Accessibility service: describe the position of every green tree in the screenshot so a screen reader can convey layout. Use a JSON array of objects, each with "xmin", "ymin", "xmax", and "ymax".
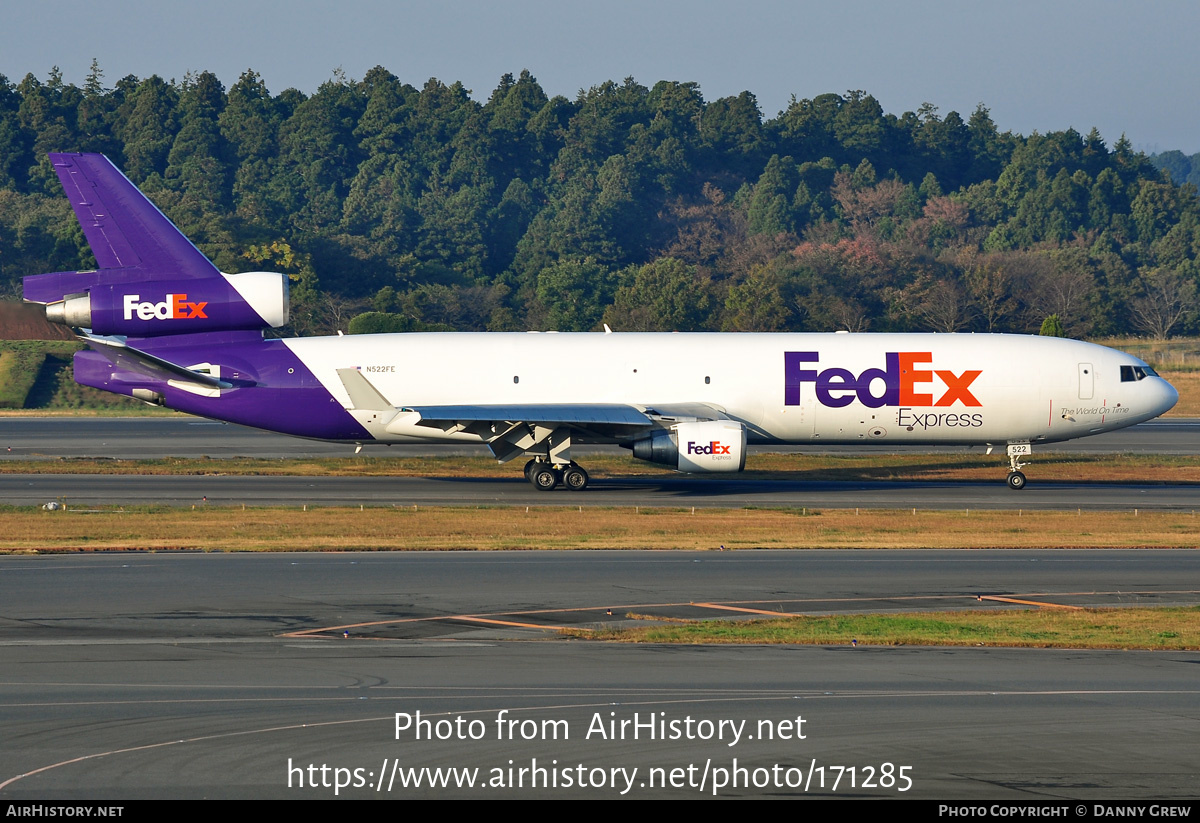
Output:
[
  {"xmin": 115, "ymin": 75, "xmax": 178, "ymax": 184},
  {"xmin": 603, "ymin": 257, "xmax": 713, "ymax": 331},
  {"xmin": 165, "ymin": 71, "xmax": 230, "ymax": 211},
  {"xmin": 1039, "ymin": 313, "xmax": 1066, "ymax": 337},
  {"xmin": 0, "ymin": 74, "xmax": 27, "ymax": 189},
  {"xmin": 76, "ymin": 60, "xmax": 120, "ymax": 157},
  {"xmin": 747, "ymin": 155, "xmax": 797, "ymax": 235},
  {"xmin": 722, "ymin": 264, "xmax": 793, "ymax": 331},
  {"xmin": 219, "ymin": 70, "xmax": 283, "ymax": 224},
  {"xmin": 484, "ymin": 69, "xmax": 550, "ymax": 184},
  {"xmin": 274, "ymin": 74, "xmax": 365, "ymax": 232},
  {"xmin": 698, "ymin": 91, "xmax": 764, "ymax": 176},
  {"xmin": 965, "ymin": 103, "xmax": 1010, "ymax": 184},
  {"xmin": 533, "ymin": 256, "xmax": 615, "ymax": 331},
  {"xmin": 833, "ymin": 90, "xmax": 887, "ymax": 162}
]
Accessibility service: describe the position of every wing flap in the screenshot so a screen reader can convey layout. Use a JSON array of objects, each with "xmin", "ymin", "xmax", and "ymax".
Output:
[{"xmin": 408, "ymin": 404, "xmax": 654, "ymax": 428}]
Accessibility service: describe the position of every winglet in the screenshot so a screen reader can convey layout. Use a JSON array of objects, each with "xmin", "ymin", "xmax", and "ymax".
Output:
[{"xmin": 336, "ymin": 368, "xmax": 393, "ymax": 411}]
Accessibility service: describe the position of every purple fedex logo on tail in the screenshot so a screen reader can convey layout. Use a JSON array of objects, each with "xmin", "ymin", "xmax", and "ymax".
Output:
[{"xmin": 784, "ymin": 351, "xmax": 982, "ymax": 408}]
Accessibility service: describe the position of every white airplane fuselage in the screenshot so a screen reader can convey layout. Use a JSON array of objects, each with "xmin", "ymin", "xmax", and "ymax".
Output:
[{"xmin": 283, "ymin": 331, "xmax": 1176, "ymax": 448}]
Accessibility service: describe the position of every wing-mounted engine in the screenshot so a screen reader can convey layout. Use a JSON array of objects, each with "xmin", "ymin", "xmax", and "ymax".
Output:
[{"xmin": 630, "ymin": 420, "xmax": 747, "ymax": 472}]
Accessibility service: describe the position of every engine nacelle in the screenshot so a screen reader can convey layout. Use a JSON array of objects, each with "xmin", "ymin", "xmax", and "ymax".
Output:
[
  {"xmin": 630, "ymin": 420, "xmax": 747, "ymax": 473},
  {"xmin": 44, "ymin": 272, "xmax": 289, "ymax": 336}
]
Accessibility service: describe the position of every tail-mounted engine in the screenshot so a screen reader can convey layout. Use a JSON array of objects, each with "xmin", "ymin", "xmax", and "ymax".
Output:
[
  {"xmin": 630, "ymin": 420, "xmax": 747, "ymax": 473},
  {"xmin": 36, "ymin": 271, "xmax": 289, "ymax": 336}
]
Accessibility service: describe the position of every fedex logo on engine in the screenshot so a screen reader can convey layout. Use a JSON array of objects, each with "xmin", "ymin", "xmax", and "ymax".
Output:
[
  {"xmin": 784, "ymin": 351, "xmax": 982, "ymax": 408},
  {"xmin": 122, "ymin": 293, "xmax": 208, "ymax": 321},
  {"xmin": 687, "ymin": 440, "xmax": 732, "ymax": 455}
]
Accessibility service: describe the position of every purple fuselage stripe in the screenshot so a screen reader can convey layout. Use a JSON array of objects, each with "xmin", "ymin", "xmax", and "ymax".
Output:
[{"xmin": 74, "ymin": 337, "xmax": 372, "ymax": 441}]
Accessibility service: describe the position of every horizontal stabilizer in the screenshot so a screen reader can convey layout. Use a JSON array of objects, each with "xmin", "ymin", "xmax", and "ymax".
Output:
[{"xmin": 80, "ymin": 333, "xmax": 231, "ymax": 389}]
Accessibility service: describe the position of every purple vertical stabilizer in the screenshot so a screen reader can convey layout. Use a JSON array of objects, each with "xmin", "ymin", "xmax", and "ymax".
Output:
[
  {"xmin": 23, "ymin": 152, "xmax": 364, "ymax": 442},
  {"xmin": 47, "ymin": 152, "xmax": 219, "ymax": 278},
  {"xmin": 24, "ymin": 153, "xmax": 288, "ymax": 334}
]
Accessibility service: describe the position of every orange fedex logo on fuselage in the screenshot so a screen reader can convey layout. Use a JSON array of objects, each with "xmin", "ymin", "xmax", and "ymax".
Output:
[
  {"xmin": 122, "ymin": 293, "xmax": 208, "ymax": 321},
  {"xmin": 784, "ymin": 351, "xmax": 982, "ymax": 408}
]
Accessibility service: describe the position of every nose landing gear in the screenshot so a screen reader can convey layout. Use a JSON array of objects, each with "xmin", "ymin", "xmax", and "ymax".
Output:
[{"xmin": 1005, "ymin": 443, "xmax": 1030, "ymax": 491}]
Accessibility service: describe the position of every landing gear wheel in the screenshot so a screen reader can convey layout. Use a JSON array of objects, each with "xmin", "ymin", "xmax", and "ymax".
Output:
[
  {"xmin": 532, "ymin": 466, "xmax": 559, "ymax": 491},
  {"xmin": 563, "ymin": 466, "xmax": 589, "ymax": 491},
  {"xmin": 1006, "ymin": 471, "xmax": 1027, "ymax": 491},
  {"xmin": 523, "ymin": 459, "xmax": 538, "ymax": 482}
]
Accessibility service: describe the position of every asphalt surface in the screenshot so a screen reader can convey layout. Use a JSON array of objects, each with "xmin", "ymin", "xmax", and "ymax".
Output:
[
  {"xmin": 2, "ymin": 416, "xmax": 1199, "ymax": 510},
  {"xmin": 2, "ymin": 418, "xmax": 1198, "ymax": 800},
  {"xmin": 3, "ymin": 472, "xmax": 1200, "ymax": 510},
  {"xmin": 3, "ymin": 416, "xmax": 1199, "ymax": 459},
  {"xmin": 1, "ymin": 551, "xmax": 1198, "ymax": 800}
]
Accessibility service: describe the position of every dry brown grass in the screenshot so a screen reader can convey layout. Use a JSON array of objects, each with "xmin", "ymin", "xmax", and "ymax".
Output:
[
  {"xmin": 1161, "ymin": 370, "xmax": 1200, "ymax": 416},
  {"xmin": 1, "ymin": 452, "xmax": 1197, "ymax": 485},
  {"xmin": 4, "ymin": 505, "xmax": 1200, "ymax": 552}
]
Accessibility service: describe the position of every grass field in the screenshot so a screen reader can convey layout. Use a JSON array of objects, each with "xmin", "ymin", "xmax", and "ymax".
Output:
[
  {"xmin": 573, "ymin": 607, "xmax": 1200, "ymax": 650},
  {"xmin": 0, "ymin": 347, "xmax": 42, "ymax": 408},
  {"xmin": 1, "ymin": 451, "xmax": 1198, "ymax": 485},
  {"xmin": 4, "ymin": 505, "xmax": 1199, "ymax": 552},
  {"xmin": 1161, "ymin": 370, "xmax": 1200, "ymax": 415},
  {"xmin": 0, "ymin": 340, "xmax": 152, "ymax": 412},
  {"xmin": 7, "ymin": 503, "xmax": 1197, "ymax": 651}
]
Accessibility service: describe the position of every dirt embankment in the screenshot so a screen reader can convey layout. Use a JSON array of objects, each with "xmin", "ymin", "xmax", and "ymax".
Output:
[{"xmin": 0, "ymin": 301, "xmax": 73, "ymax": 340}]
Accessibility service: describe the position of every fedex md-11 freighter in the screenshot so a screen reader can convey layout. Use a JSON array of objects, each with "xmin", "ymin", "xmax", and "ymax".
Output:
[{"xmin": 24, "ymin": 153, "xmax": 1178, "ymax": 491}]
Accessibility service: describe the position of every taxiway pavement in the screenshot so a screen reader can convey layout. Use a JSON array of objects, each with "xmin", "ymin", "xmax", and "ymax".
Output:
[
  {"xmin": 1, "ymin": 551, "xmax": 1197, "ymax": 799},
  {"xmin": 2, "ymin": 416, "xmax": 1198, "ymax": 459}
]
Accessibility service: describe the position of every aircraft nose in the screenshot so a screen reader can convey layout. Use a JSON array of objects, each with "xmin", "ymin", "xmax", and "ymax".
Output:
[{"xmin": 1154, "ymin": 376, "xmax": 1179, "ymax": 416}]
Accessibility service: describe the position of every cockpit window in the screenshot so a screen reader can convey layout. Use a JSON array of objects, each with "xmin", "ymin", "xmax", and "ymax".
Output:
[{"xmin": 1121, "ymin": 365, "xmax": 1156, "ymax": 382}]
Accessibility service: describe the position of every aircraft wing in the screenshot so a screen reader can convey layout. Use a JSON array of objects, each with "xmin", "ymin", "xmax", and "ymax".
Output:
[
  {"xmin": 336, "ymin": 367, "xmax": 657, "ymax": 432},
  {"xmin": 334, "ymin": 367, "xmax": 731, "ymax": 461},
  {"xmin": 402, "ymin": 403, "xmax": 655, "ymax": 463},
  {"xmin": 48, "ymin": 152, "xmax": 219, "ymax": 278}
]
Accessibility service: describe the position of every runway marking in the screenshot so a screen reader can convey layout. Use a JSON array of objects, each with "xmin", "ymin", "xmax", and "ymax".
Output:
[
  {"xmin": 449, "ymin": 616, "xmax": 586, "ymax": 630},
  {"xmin": 6, "ymin": 688, "xmax": 1200, "ymax": 791},
  {"xmin": 280, "ymin": 588, "xmax": 1199, "ymax": 638},
  {"xmin": 280, "ymin": 595, "xmax": 986, "ymax": 637},
  {"xmin": 989, "ymin": 590, "xmax": 1200, "ymax": 598},
  {"xmin": 695, "ymin": 603, "xmax": 796, "ymax": 616},
  {"xmin": 978, "ymin": 596, "xmax": 1084, "ymax": 610}
]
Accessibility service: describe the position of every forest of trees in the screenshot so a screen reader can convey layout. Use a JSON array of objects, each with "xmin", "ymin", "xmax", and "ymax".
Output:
[{"xmin": 1, "ymin": 62, "xmax": 1199, "ymax": 340}]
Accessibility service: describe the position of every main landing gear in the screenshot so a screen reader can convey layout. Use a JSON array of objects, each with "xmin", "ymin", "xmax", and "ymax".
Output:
[{"xmin": 524, "ymin": 458, "xmax": 590, "ymax": 491}]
